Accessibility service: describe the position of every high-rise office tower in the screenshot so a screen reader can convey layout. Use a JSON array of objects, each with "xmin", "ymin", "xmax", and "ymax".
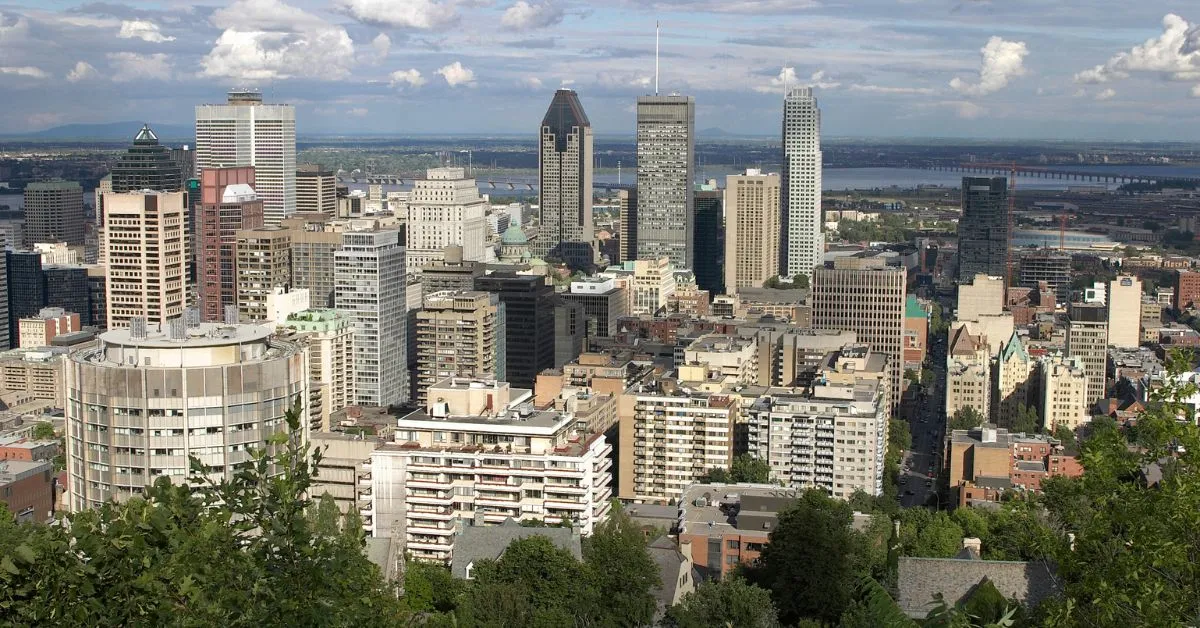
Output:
[
  {"xmin": 414, "ymin": 290, "xmax": 504, "ymax": 403},
  {"xmin": 280, "ymin": 213, "xmax": 343, "ymax": 309},
  {"xmin": 104, "ymin": 191, "xmax": 187, "ymax": 328},
  {"xmin": 474, "ymin": 272, "xmax": 555, "ymax": 390},
  {"xmin": 781, "ymin": 87, "xmax": 823, "ymax": 278},
  {"xmin": 957, "ymin": 177, "xmax": 1009, "ymax": 283},
  {"xmin": 296, "ymin": 165, "xmax": 337, "ymax": 215},
  {"xmin": 693, "ymin": 185, "xmax": 724, "ymax": 295},
  {"xmin": 195, "ymin": 90, "xmax": 296, "ymax": 226},
  {"xmin": 405, "ymin": 167, "xmax": 490, "ymax": 271},
  {"xmin": 635, "ymin": 95, "xmax": 695, "ymax": 269},
  {"xmin": 537, "ymin": 89, "xmax": 594, "ymax": 268},
  {"xmin": 6, "ymin": 251, "xmax": 39, "ymax": 348},
  {"xmin": 1107, "ymin": 275, "xmax": 1142, "ymax": 349},
  {"xmin": 24, "ymin": 181, "xmax": 85, "ymax": 246},
  {"xmin": 617, "ymin": 189, "xmax": 638, "ymax": 263},
  {"xmin": 1066, "ymin": 302, "xmax": 1108, "ymax": 406},
  {"xmin": 196, "ymin": 167, "xmax": 262, "ymax": 322},
  {"xmin": 335, "ymin": 228, "xmax": 407, "ymax": 407},
  {"xmin": 724, "ymin": 170, "xmax": 781, "ymax": 294},
  {"xmin": 0, "ymin": 253, "xmax": 10, "ymax": 349},
  {"xmin": 110, "ymin": 125, "xmax": 183, "ymax": 194},
  {"xmin": 236, "ymin": 226, "xmax": 291, "ymax": 322},
  {"xmin": 44, "ymin": 265, "xmax": 91, "ymax": 326},
  {"xmin": 812, "ymin": 256, "xmax": 907, "ymax": 412}
]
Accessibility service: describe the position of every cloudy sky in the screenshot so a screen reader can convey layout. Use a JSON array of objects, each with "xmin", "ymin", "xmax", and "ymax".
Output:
[{"xmin": 1, "ymin": 0, "xmax": 1199, "ymax": 139}]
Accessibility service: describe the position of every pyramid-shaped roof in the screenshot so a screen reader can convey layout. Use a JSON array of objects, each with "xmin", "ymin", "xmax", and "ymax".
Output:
[
  {"xmin": 999, "ymin": 330, "xmax": 1029, "ymax": 363},
  {"xmin": 133, "ymin": 124, "xmax": 159, "ymax": 144}
]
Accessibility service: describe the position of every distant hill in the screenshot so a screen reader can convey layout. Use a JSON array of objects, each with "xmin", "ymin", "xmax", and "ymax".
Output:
[{"xmin": 5, "ymin": 122, "xmax": 193, "ymax": 142}]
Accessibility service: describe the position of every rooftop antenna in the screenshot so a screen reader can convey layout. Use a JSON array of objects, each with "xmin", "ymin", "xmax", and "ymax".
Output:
[{"xmin": 655, "ymin": 21, "xmax": 660, "ymax": 96}]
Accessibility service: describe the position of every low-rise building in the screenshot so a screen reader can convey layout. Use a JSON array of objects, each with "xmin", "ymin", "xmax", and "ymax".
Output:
[
  {"xmin": 18, "ymin": 307, "xmax": 81, "ymax": 349},
  {"xmin": 675, "ymin": 483, "xmax": 799, "ymax": 580},
  {"xmin": 946, "ymin": 426, "xmax": 1081, "ymax": 508},
  {"xmin": 0, "ymin": 459, "xmax": 55, "ymax": 522},
  {"xmin": 366, "ymin": 378, "xmax": 613, "ymax": 563},
  {"xmin": 0, "ymin": 347, "xmax": 67, "ymax": 409},
  {"xmin": 309, "ymin": 432, "xmax": 382, "ymax": 514}
]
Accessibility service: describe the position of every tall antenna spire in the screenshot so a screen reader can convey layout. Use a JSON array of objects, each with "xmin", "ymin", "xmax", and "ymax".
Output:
[{"xmin": 655, "ymin": 21, "xmax": 660, "ymax": 96}]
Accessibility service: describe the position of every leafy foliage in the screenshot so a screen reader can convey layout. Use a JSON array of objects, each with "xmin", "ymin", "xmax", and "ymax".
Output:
[
  {"xmin": 30, "ymin": 422, "xmax": 55, "ymax": 440},
  {"xmin": 701, "ymin": 454, "xmax": 771, "ymax": 484},
  {"xmin": 949, "ymin": 407, "xmax": 987, "ymax": 431},
  {"xmin": 581, "ymin": 503, "xmax": 661, "ymax": 627},
  {"xmin": 0, "ymin": 403, "xmax": 406, "ymax": 626},
  {"xmin": 1009, "ymin": 404, "xmax": 1040, "ymax": 435},
  {"xmin": 665, "ymin": 577, "xmax": 780, "ymax": 628}
]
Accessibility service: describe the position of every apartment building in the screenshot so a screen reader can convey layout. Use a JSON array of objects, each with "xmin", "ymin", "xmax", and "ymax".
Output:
[
  {"xmin": 945, "ymin": 325, "xmax": 991, "ymax": 421},
  {"xmin": 1066, "ymin": 302, "xmax": 1109, "ymax": 405},
  {"xmin": 415, "ymin": 291, "xmax": 504, "ymax": 404},
  {"xmin": 103, "ymin": 191, "xmax": 187, "ymax": 328},
  {"xmin": 366, "ymin": 378, "xmax": 613, "ymax": 563},
  {"xmin": 618, "ymin": 376, "xmax": 735, "ymax": 503},
  {"xmin": 746, "ymin": 343, "xmax": 890, "ymax": 498},
  {"xmin": 994, "ymin": 331, "xmax": 1034, "ymax": 429},
  {"xmin": 236, "ymin": 227, "xmax": 291, "ymax": 322},
  {"xmin": 282, "ymin": 309, "xmax": 354, "ymax": 432},
  {"xmin": 1041, "ymin": 355, "xmax": 1090, "ymax": 431}
]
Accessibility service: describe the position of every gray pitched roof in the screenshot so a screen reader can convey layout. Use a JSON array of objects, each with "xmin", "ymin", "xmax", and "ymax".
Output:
[
  {"xmin": 647, "ymin": 536, "xmax": 687, "ymax": 611},
  {"xmin": 897, "ymin": 557, "xmax": 1060, "ymax": 618},
  {"xmin": 450, "ymin": 518, "xmax": 581, "ymax": 579}
]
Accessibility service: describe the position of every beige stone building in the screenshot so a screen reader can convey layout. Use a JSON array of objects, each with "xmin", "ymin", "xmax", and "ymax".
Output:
[
  {"xmin": 723, "ymin": 170, "xmax": 781, "ymax": 293},
  {"xmin": 414, "ymin": 291, "xmax": 503, "ymax": 404},
  {"xmin": 104, "ymin": 191, "xmax": 187, "ymax": 328},
  {"xmin": 1107, "ymin": 275, "xmax": 1142, "ymax": 349},
  {"xmin": 945, "ymin": 325, "xmax": 991, "ymax": 421},
  {"xmin": 1041, "ymin": 355, "xmax": 1090, "ymax": 431},
  {"xmin": 994, "ymin": 331, "xmax": 1034, "ymax": 428},
  {"xmin": 236, "ymin": 226, "xmax": 292, "ymax": 322},
  {"xmin": 682, "ymin": 334, "xmax": 758, "ymax": 387},
  {"xmin": 812, "ymin": 255, "xmax": 907, "ymax": 412},
  {"xmin": 0, "ymin": 348, "xmax": 66, "ymax": 409},
  {"xmin": 282, "ymin": 309, "xmax": 354, "ymax": 432},
  {"xmin": 1066, "ymin": 302, "xmax": 1109, "ymax": 405}
]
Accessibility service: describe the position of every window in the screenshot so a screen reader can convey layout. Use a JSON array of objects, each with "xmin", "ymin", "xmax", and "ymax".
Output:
[{"xmin": 727, "ymin": 539, "xmax": 740, "ymax": 550}]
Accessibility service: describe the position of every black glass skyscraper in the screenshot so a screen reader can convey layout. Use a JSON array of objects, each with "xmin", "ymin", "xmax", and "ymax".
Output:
[
  {"xmin": 474, "ymin": 272, "xmax": 555, "ymax": 390},
  {"xmin": 693, "ymin": 188, "xmax": 725, "ymax": 295},
  {"xmin": 957, "ymin": 177, "xmax": 1009, "ymax": 283},
  {"xmin": 111, "ymin": 125, "xmax": 183, "ymax": 193},
  {"xmin": 7, "ymin": 251, "xmax": 44, "ymax": 346},
  {"xmin": 44, "ymin": 265, "xmax": 91, "ymax": 326}
]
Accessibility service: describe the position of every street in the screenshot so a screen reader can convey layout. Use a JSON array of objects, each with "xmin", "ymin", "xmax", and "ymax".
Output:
[{"xmin": 899, "ymin": 330, "xmax": 947, "ymax": 509}]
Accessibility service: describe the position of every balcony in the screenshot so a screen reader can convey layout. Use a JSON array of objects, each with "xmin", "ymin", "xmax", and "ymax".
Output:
[
  {"xmin": 545, "ymin": 499, "xmax": 587, "ymax": 511},
  {"xmin": 407, "ymin": 478, "xmax": 447, "ymax": 490},
  {"xmin": 359, "ymin": 502, "xmax": 374, "ymax": 516},
  {"xmin": 408, "ymin": 507, "xmax": 454, "ymax": 521},
  {"xmin": 358, "ymin": 472, "xmax": 371, "ymax": 485},
  {"xmin": 407, "ymin": 492, "xmax": 453, "ymax": 506},
  {"xmin": 406, "ymin": 539, "xmax": 452, "ymax": 552},
  {"xmin": 407, "ymin": 523, "xmax": 454, "ymax": 537}
]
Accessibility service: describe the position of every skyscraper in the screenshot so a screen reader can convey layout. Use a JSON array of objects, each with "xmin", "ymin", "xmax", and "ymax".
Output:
[
  {"xmin": 335, "ymin": 228, "xmax": 407, "ymax": 407},
  {"xmin": 296, "ymin": 165, "xmax": 337, "ymax": 215},
  {"xmin": 1107, "ymin": 275, "xmax": 1142, "ymax": 349},
  {"xmin": 693, "ymin": 185, "xmax": 724, "ymax": 295},
  {"xmin": 812, "ymin": 256, "xmax": 907, "ymax": 412},
  {"xmin": 474, "ymin": 272, "xmax": 555, "ymax": 390},
  {"xmin": 781, "ymin": 87, "xmax": 823, "ymax": 278},
  {"xmin": 24, "ymin": 181, "xmax": 84, "ymax": 246},
  {"xmin": 236, "ymin": 226, "xmax": 291, "ymax": 322},
  {"xmin": 110, "ymin": 125, "xmax": 183, "ymax": 193},
  {"xmin": 1066, "ymin": 302, "xmax": 1108, "ymax": 407},
  {"xmin": 635, "ymin": 95, "xmax": 695, "ymax": 270},
  {"xmin": 957, "ymin": 177, "xmax": 1009, "ymax": 282},
  {"xmin": 104, "ymin": 191, "xmax": 187, "ymax": 328},
  {"xmin": 196, "ymin": 167, "xmax": 263, "ymax": 322},
  {"xmin": 617, "ymin": 189, "xmax": 638, "ymax": 264},
  {"xmin": 405, "ymin": 167, "xmax": 490, "ymax": 271},
  {"xmin": 537, "ymin": 89, "xmax": 594, "ymax": 268},
  {"xmin": 724, "ymin": 170, "xmax": 781, "ymax": 294},
  {"xmin": 195, "ymin": 90, "xmax": 296, "ymax": 226}
]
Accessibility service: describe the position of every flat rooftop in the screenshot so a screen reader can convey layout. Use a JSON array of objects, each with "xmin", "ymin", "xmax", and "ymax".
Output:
[
  {"xmin": 676, "ymin": 483, "xmax": 801, "ymax": 538},
  {"xmin": 100, "ymin": 323, "xmax": 272, "ymax": 348}
]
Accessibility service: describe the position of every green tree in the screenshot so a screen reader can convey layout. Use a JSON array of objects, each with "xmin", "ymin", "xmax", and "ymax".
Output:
[
  {"xmin": 731, "ymin": 454, "xmax": 771, "ymax": 484},
  {"xmin": 581, "ymin": 503, "xmax": 660, "ymax": 627},
  {"xmin": 30, "ymin": 422, "xmax": 55, "ymax": 440},
  {"xmin": 402, "ymin": 560, "xmax": 463, "ymax": 614},
  {"xmin": 898, "ymin": 509, "xmax": 964, "ymax": 558},
  {"xmin": 0, "ymin": 402, "xmax": 406, "ymax": 626},
  {"xmin": 1009, "ymin": 404, "xmax": 1039, "ymax": 435},
  {"xmin": 920, "ymin": 367, "xmax": 935, "ymax": 387},
  {"xmin": 665, "ymin": 577, "xmax": 780, "ymax": 628},
  {"xmin": 459, "ymin": 535, "xmax": 587, "ymax": 626},
  {"xmin": 948, "ymin": 407, "xmax": 986, "ymax": 431},
  {"xmin": 905, "ymin": 368, "xmax": 919, "ymax": 384},
  {"xmin": 755, "ymin": 489, "xmax": 868, "ymax": 624},
  {"xmin": 793, "ymin": 274, "xmax": 810, "ymax": 289}
]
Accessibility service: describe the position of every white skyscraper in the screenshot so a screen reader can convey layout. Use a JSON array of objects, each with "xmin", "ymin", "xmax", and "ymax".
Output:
[
  {"xmin": 782, "ymin": 87, "xmax": 823, "ymax": 278},
  {"xmin": 405, "ymin": 167, "xmax": 490, "ymax": 271},
  {"xmin": 195, "ymin": 90, "xmax": 297, "ymax": 226},
  {"xmin": 335, "ymin": 228, "xmax": 408, "ymax": 407}
]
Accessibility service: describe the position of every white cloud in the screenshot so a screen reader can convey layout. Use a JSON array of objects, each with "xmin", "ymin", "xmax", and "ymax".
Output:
[
  {"xmin": 202, "ymin": 0, "xmax": 356, "ymax": 80},
  {"xmin": 753, "ymin": 66, "xmax": 798, "ymax": 93},
  {"xmin": 522, "ymin": 76, "xmax": 543, "ymax": 89},
  {"xmin": 336, "ymin": 0, "xmax": 458, "ymax": 30},
  {"xmin": 437, "ymin": 61, "xmax": 475, "ymax": 86},
  {"xmin": 501, "ymin": 1, "xmax": 564, "ymax": 31},
  {"xmin": 117, "ymin": 20, "xmax": 176, "ymax": 43},
  {"xmin": 1193, "ymin": 84, "xmax": 1200, "ymax": 98},
  {"xmin": 810, "ymin": 70, "xmax": 840, "ymax": 90},
  {"xmin": 66, "ymin": 61, "xmax": 97, "ymax": 82},
  {"xmin": 951, "ymin": 101, "xmax": 986, "ymax": 119},
  {"xmin": 371, "ymin": 33, "xmax": 391, "ymax": 58},
  {"xmin": 848, "ymin": 84, "xmax": 935, "ymax": 95},
  {"xmin": 1095, "ymin": 87, "xmax": 1117, "ymax": 101},
  {"xmin": 0, "ymin": 66, "xmax": 47, "ymax": 78},
  {"xmin": 389, "ymin": 68, "xmax": 426, "ymax": 88},
  {"xmin": 107, "ymin": 52, "xmax": 172, "ymax": 82},
  {"xmin": 950, "ymin": 36, "xmax": 1028, "ymax": 96},
  {"xmin": 346, "ymin": 107, "xmax": 369, "ymax": 117},
  {"xmin": 0, "ymin": 12, "xmax": 30, "ymax": 43},
  {"xmin": 1073, "ymin": 14, "xmax": 1200, "ymax": 95}
]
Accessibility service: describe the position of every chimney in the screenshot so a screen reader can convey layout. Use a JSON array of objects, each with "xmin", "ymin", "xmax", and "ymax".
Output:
[
  {"xmin": 473, "ymin": 511, "xmax": 486, "ymax": 527},
  {"xmin": 961, "ymin": 537, "xmax": 982, "ymax": 557}
]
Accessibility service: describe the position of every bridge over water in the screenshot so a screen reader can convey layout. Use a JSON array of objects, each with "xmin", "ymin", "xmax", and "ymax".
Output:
[
  {"xmin": 336, "ymin": 173, "xmax": 634, "ymax": 192},
  {"xmin": 924, "ymin": 164, "xmax": 1200, "ymax": 186}
]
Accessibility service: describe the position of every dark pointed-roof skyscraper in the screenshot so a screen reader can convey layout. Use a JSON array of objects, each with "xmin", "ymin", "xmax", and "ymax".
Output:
[
  {"xmin": 957, "ymin": 176, "xmax": 1009, "ymax": 282},
  {"xmin": 110, "ymin": 125, "xmax": 183, "ymax": 193},
  {"xmin": 536, "ymin": 89, "xmax": 594, "ymax": 268}
]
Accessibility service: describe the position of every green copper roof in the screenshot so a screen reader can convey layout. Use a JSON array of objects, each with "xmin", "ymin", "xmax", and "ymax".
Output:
[
  {"xmin": 1000, "ymin": 330, "xmax": 1029, "ymax": 363},
  {"xmin": 501, "ymin": 224, "xmax": 528, "ymax": 245},
  {"xmin": 905, "ymin": 294, "xmax": 927, "ymax": 319}
]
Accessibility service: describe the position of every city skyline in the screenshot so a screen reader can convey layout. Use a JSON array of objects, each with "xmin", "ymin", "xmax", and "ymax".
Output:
[{"xmin": 0, "ymin": 2, "xmax": 1197, "ymax": 140}]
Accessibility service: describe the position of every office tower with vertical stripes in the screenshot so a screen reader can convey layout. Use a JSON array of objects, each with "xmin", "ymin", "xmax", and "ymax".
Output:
[
  {"xmin": 538, "ymin": 89, "xmax": 594, "ymax": 268},
  {"xmin": 782, "ymin": 87, "xmax": 823, "ymax": 279},
  {"xmin": 635, "ymin": 95, "xmax": 694, "ymax": 270}
]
